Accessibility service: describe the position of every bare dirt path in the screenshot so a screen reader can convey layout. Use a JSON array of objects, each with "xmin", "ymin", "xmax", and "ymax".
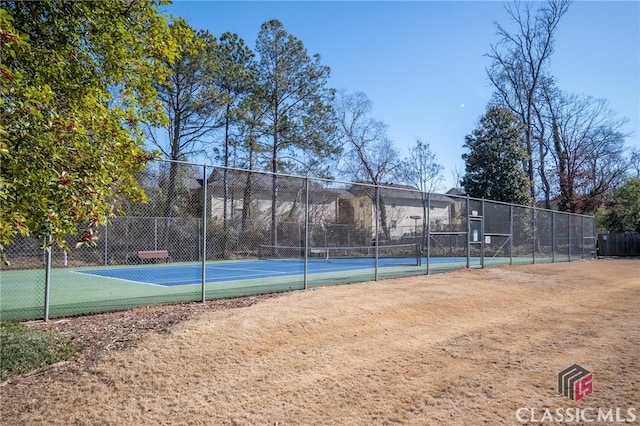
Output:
[{"xmin": 1, "ymin": 259, "xmax": 638, "ymax": 425}]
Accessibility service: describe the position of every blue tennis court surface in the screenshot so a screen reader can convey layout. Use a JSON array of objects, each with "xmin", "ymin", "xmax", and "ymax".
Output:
[{"xmin": 77, "ymin": 256, "xmax": 443, "ymax": 287}]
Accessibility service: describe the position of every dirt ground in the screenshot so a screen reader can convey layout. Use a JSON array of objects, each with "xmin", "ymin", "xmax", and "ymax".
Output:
[{"xmin": 1, "ymin": 259, "xmax": 638, "ymax": 425}]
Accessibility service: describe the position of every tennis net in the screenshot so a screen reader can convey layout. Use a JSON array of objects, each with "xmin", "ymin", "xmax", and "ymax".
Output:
[{"xmin": 258, "ymin": 243, "xmax": 421, "ymax": 266}]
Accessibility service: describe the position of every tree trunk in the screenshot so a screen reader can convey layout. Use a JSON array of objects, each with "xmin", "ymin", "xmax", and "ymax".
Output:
[
  {"xmin": 378, "ymin": 195, "xmax": 390, "ymax": 241},
  {"xmin": 270, "ymin": 130, "xmax": 278, "ymax": 248},
  {"xmin": 222, "ymin": 104, "xmax": 231, "ymax": 256},
  {"xmin": 525, "ymin": 108, "xmax": 536, "ymax": 202}
]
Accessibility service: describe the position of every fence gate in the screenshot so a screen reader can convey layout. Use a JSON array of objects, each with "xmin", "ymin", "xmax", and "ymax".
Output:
[{"xmin": 468, "ymin": 209, "xmax": 483, "ymax": 268}]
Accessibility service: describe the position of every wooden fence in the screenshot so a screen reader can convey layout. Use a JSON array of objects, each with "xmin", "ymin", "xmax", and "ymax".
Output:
[{"xmin": 597, "ymin": 233, "xmax": 640, "ymax": 257}]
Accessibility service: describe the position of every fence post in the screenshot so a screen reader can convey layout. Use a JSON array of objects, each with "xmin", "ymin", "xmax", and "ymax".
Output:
[
  {"xmin": 104, "ymin": 224, "xmax": 108, "ymax": 266},
  {"xmin": 426, "ymin": 192, "xmax": 431, "ymax": 275},
  {"xmin": 581, "ymin": 216, "xmax": 585, "ymax": 260},
  {"xmin": 374, "ymin": 184, "xmax": 379, "ymax": 281},
  {"xmin": 568, "ymin": 215, "xmax": 572, "ymax": 262},
  {"xmin": 509, "ymin": 205, "xmax": 513, "ymax": 265},
  {"xmin": 201, "ymin": 164, "xmax": 207, "ymax": 302},
  {"xmin": 466, "ymin": 195, "xmax": 470, "ymax": 269},
  {"xmin": 591, "ymin": 217, "xmax": 596, "ymax": 258},
  {"xmin": 304, "ymin": 177, "xmax": 309, "ymax": 290},
  {"xmin": 480, "ymin": 198, "xmax": 485, "ymax": 269},
  {"xmin": 551, "ymin": 211, "xmax": 556, "ymax": 263},
  {"xmin": 44, "ymin": 236, "xmax": 52, "ymax": 321},
  {"xmin": 532, "ymin": 208, "xmax": 536, "ymax": 264}
]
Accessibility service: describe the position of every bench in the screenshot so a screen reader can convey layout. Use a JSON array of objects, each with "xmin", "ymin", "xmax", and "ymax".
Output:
[
  {"xmin": 137, "ymin": 250, "xmax": 170, "ymax": 263},
  {"xmin": 309, "ymin": 248, "xmax": 328, "ymax": 259}
]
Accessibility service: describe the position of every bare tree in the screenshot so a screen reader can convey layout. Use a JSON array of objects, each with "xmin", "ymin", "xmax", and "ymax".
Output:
[
  {"xmin": 629, "ymin": 147, "xmax": 640, "ymax": 179},
  {"xmin": 399, "ymin": 139, "xmax": 444, "ymax": 243},
  {"xmin": 487, "ymin": 0, "xmax": 571, "ymax": 201},
  {"xmin": 336, "ymin": 92, "xmax": 402, "ymax": 240},
  {"xmin": 450, "ymin": 166, "xmax": 465, "ymax": 191},
  {"xmin": 400, "ymin": 139, "xmax": 444, "ymax": 194},
  {"xmin": 542, "ymin": 87, "xmax": 629, "ymax": 213}
]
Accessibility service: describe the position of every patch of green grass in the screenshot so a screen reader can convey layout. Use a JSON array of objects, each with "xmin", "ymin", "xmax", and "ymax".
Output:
[{"xmin": 0, "ymin": 321, "xmax": 83, "ymax": 382}]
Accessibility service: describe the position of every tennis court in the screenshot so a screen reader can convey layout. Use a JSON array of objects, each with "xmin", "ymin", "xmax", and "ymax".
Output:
[
  {"xmin": 77, "ymin": 253, "xmax": 548, "ymax": 287},
  {"xmin": 1, "ymin": 252, "xmax": 550, "ymax": 321},
  {"xmin": 76, "ymin": 255, "xmax": 422, "ymax": 287}
]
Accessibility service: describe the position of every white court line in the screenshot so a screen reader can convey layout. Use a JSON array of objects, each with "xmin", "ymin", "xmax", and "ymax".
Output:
[
  {"xmin": 72, "ymin": 270, "xmax": 168, "ymax": 287},
  {"xmin": 73, "ymin": 268, "xmax": 294, "ymax": 287}
]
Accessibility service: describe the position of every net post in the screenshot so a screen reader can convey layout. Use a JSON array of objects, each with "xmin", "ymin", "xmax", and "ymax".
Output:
[{"xmin": 201, "ymin": 163, "xmax": 207, "ymax": 303}]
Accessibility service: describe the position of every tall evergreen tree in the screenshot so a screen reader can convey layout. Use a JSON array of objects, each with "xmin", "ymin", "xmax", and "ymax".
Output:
[
  {"xmin": 254, "ymin": 19, "xmax": 340, "ymax": 245},
  {"xmin": 462, "ymin": 106, "xmax": 533, "ymax": 206},
  {"xmin": 210, "ymin": 31, "xmax": 256, "ymax": 252},
  {"xmin": 146, "ymin": 29, "xmax": 221, "ymax": 218}
]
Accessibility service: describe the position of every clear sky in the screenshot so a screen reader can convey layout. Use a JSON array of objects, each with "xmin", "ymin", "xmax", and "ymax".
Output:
[{"xmin": 164, "ymin": 0, "xmax": 640, "ymax": 190}]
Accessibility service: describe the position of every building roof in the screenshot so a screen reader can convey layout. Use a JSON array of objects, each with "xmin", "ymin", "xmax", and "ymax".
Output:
[
  {"xmin": 200, "ymin": 169, "xmax": 459, "ymax": 203},
  {"xmin": 446, "ymin": 187, "xmax": 467, "ymax": 196},
  {"xmin": 347, "ymin": 183, "xmax": 457, "ymax": 203}
]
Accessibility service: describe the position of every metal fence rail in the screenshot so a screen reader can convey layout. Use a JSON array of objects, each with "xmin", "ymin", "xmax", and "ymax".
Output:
[{"xmin": 0, "ymin": 159, "xmax": 596, "ymax": 321}]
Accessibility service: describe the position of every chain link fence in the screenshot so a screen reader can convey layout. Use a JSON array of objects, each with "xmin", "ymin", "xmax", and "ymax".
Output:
[{"xmin": 0, "ymin": 159, "xmax": 596, "ymax": 321}]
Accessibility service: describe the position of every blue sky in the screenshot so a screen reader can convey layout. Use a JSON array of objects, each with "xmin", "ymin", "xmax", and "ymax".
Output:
[{"xmin": 165, "ymin": 1, "xmax": 639, "ymax": 190}]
